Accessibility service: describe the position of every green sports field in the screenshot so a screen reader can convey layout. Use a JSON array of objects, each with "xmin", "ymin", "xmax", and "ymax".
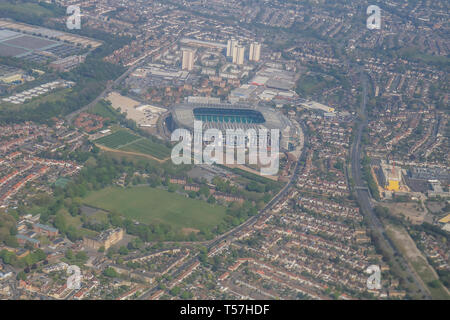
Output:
[
  {"xmin": 94, "ymin": 129, "xmax": 171, "ymax": 160},
  {"xmin": 94, "ymin": 130, "xmax": 140, "ymax": 148},
  {"xmin": 83, "ymin": 186, "xmax": 227, "ymax": 232},
  {"xmin": 119, "ymin": 138, "xmax": 171, "ymax": 159}
]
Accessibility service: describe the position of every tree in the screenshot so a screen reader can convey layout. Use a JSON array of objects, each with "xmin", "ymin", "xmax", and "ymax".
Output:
[
  {"xmin": 207, "ymin": 196, "xmax": 216, "ymax": 204},
  {"xmin": 168, "ymin": 184, "xmax": 177, "ymax": 193},
  {"xmin": 65, "ymin": 249, "xmax": 74, "ymax": 261},
  {"xmin": 199, "ymin": 186, "xmax": 210, "ymax": 197},
  {"xmin": 170, "ymin": 286, "xmax": 181, "ymax": 296},
  {"xmin": 118, "ymin": 246, "xmax": 129, "ymax": 255},
  {"xmin": 75, "ymin": 251, "xmax": 88, "ymax": 263},
  {"xmin": 4, "ymin": 235, "xmax": 18, "ymax": 248},
  {"xmin": 103, "ymin": 267, "xmax": 119, "ymax": 278},
  {"xmin": 181, "ymin": 291, "xmax": 193, "ymax": 299},
  {"xmin": 17, "ymin": 271, "xmax": 27, "ymax": 281}
]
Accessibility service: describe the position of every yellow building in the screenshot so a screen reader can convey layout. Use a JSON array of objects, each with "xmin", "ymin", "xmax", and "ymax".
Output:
[
  {"xmin": 386, "ymin": 179, "xmax": 400, "ymax": 191},
  {"xmin": 381, "ymin": 163, "xmax": 402, "ymax": 191},
  {"xmin": 0, "ymin": 73, "xmax": 23, "ymax": 84},
  {"xmin": 84, "ymin": 228, "xmax": 124, "ymax": 250},
  {"xmin": 438, "ymin": 214, "xmax": 450, "ymax": 224}
]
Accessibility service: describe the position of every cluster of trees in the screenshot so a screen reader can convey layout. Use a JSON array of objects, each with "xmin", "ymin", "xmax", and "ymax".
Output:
[
  {"xmin": 82, "ymin": 220, "xmax": 109, "ymax": 233},
  {"xmin": 214, "ymin": 201, "xmax": 258, "ymax": 233},
  {"xmin": 103, "ymin": 267, "xmax": 119, "ymax": 278},
  {"xmin": 225, "ymin": 166, "xmax": 282, "ymax": 194},
  {"xmin": 246, "ymin": 181, "xmax": 266, "ymax": 193},
  {"xmin": 361, "ymin": 155, "xmax": 380, "ymax": 201},
  {"xmin": 212, "ymin": 177, "xmax": 239, "ymax": 195},
  {"xmin": 64, "ymin": 249, "xmax": 88, "ymax": 267},
  {"xmin": 168, "ymin": 285, "xmax": 193, "ymax": 299},
  {"xmin": 373, "ymin": 205, "xmax": 403, "ymax": 226},
  {"xmin": 52, "ymin": 211, "xmax": 82, "ymax": 242},
  {"xmin": 0, "ymin": 211, "xmax": 18, "ymax": 248},
  {"xmin": 212, "ymin": 166, "xmax": 281, "ymax": 204},
  {"xmin": 0, "ymin": 248, "xmax": 46, "ymax": 268}
]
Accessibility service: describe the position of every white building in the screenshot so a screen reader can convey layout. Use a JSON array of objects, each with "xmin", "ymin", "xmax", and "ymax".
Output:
[
  {"xmin": 249, "ymin": 42, "xmax": 261, "ymax": 62},
  {"xmin": 228, "ymin": 38, "xmax": 239, "ymax": 58},
  {"xmin": 226, "ymin": 38, "xmax": 234, "ymax": 57},
  {"xmin": 182, "ymin": 48, "xmax": 195, "ymax": 71},
  {"xmin": 235, "ymin": 45, "xmax": 245, "ymax": 65}
]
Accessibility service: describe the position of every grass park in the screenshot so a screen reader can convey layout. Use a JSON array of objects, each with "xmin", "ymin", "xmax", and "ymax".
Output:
[{"xmin": 82, "ymin": 186, "xmax": 228, "ymax": 233}]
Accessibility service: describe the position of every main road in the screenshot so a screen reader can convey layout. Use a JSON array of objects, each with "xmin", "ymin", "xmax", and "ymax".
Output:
[{"xmin": 350, "ymin": 70, "xmax": 431, "ymax": 299}]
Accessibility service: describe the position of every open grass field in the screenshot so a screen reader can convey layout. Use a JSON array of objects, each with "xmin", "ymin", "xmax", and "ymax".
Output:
[
  {"xmin": 0, "ymin": 2, "xmax": 57, "ymax": 17},
  {"xmin": 83, "ymin": 186, "xmax": 227, "ymax": 232},
  {"xmin": 94, "ymin": 130, "xmax": 140, "ymax": 149},
  {"xmin": 385, "ymin": 223, "xmax": 450, "ymax": 299},
  {"xmin": 95, "ymin": 129, "xmax": 171, "ymax": 160},
  {"xmin": 89, "ymin": 100, "xmax": 121, "ymax": 120},
  {"xmin": 295, "ymin": 74, "xmax": 336, "ymax": 96},
  {"xmin": 119, "ymin": 138, "xmax": 171, "ymax": 160}
]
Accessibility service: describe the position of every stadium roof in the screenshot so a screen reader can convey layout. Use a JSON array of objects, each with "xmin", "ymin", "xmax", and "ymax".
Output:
[{"xmin": 171, "ymin": 102, "xmax": 290, "ymax": 131}]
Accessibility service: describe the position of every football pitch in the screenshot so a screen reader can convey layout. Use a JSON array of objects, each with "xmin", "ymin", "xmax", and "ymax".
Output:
[
  {"xmin": 83, "ymin": 186, "xmax": 227, "ymax": 232},
  {"xmin": 119, "ymin": 138, "xmax": 171, "ymax": 160},
  {"xmin": 94, "ymin": 130, "xmax": 171, "ymax": 160},
  {"xmin": 94, "ymin": 130, "xmax": 140, "ymax": 149}
]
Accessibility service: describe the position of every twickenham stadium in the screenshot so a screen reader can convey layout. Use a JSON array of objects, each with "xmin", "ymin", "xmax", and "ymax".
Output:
[{"xmin": 168, "ymin": 101, "xmax": 292, "ymax": 149}]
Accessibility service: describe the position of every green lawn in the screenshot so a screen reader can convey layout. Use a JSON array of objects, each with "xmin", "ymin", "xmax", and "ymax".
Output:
[
  {"xmin": 83, "ymin": 186, "xmax": 227, "ymax": 232},
  {"xmin": 89, "ymin": 100, "xmax": 121, "ymax": 120},
  {"xmin": 94, "ymin": 130, "xmax": 140, "ymax": 148},
  {"xmin": 0, "ymin": 2, "xmax": 57, "ymax": 17},
  {"xmin": 119, "ymin": 138, "xmax": 171, "ymax": 160},
  {"xmin": 95, "ymin": 129, "xmax": 171, "ymax": 160},
  {"xmin": 295, "ymin": 74, "xmax": 336, "ymax": 97}
]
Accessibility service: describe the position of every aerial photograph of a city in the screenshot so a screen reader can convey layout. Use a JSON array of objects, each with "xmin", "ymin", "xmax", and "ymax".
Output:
[{"xmin": 0, "ymin": 0, "xmax": 448, "ymax": 314}]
